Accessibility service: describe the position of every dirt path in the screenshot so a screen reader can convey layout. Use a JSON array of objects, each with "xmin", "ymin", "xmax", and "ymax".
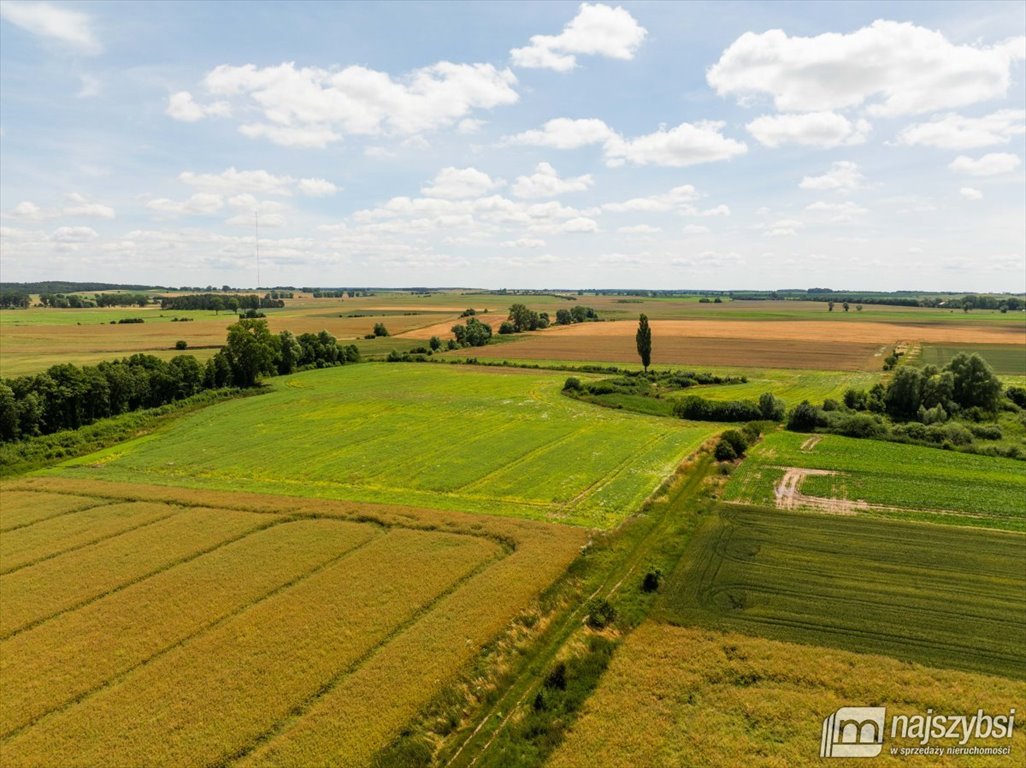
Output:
[{"xmin": 799, "ymin": 436, "xmax": 821, "ymax": 452}]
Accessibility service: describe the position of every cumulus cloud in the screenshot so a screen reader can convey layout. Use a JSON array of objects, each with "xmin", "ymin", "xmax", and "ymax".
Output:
[
  {"xmin": 171, "ymin": 61, "xmax": 518, "ymax": 146},
  {"xmin": 178, "ymin": 168, "xmax": 338, "ymax": 198},
  {"xmin": 500, "ymin": 237, "xmax": 546, "ymax": 248},
  {"xmin": 800, "ymin": 161, "xmax": 864, "ymax": 191},
  {"xmin": 166, "ymin": 92, "xmax": 231, "ymax": 123},
  {"xmin": 747, "ymin": 112, "xmax": 870, "ymax": 148},
  {"xmin": 805, "ymin": 200, "xmax": 868, "ymax": 222},
  {"xmin": 960, "ymin": 187, "xmax": 983, "ymax": 200},
  {"xmin": 64, "ymin": 192, "xmax": 115, "ymax": 219},
  {"xmin": 765, "ymin": 218, "xmax": 803, "ymax": 237},
  {"xmin": 297, "ymin": 178, "xmax": 338, "ymax": 197},
  {"xmin": 896, "ymin": 109, "xmax": 1026, "ymax": 149},
  {"xmin": 604, "ymin": 121, "xmax": 747, "ymax": 167},
  {"xmin": 511, "ymin": 3, "xmax": 647, "ymax": 71},
  {"xmin": 708, "ymin": 20, "xmax": 1025, "ymax": 116},
  {"xmin": 506, "ymin": 117, "xmax": 616, "ymax": 149},
  {"xmin": 0, "ymin": 1, "xmax": 101, "ymax": 54},
  {"xmin": 6, "ymin": 201, "xmax": 44, "ymax": 220},
  {"xmin": 512, "ymin": 162, "xmax": 593, "ymax": 198},
  {"xmin": 422, "ymin": 167, "xmax": 504, "ymax": 199},
  {"xmin": 51, "ymin": 225, "xmax": 99, "ymax": 243},
  {"xmin": 682, "ymin": 224, "xmax": 710, "ymax": 234},
  {"xmin": 618, "ymin": 224, "xmax": 662, "ymax": 233},
  {"xmin": 948, "ymin": 152, "xmax": 1021, "ymax": 176},
  {"xmin": 562, "ymin": 217, "xmax": 599, "ymax": 232},
  {"xmin": 147, "ymin": 193, "xmax": 225, "ymax": 216},
  {"xmin": 603, "ymin": 185, "xmax": 699, "ymax": 213}
]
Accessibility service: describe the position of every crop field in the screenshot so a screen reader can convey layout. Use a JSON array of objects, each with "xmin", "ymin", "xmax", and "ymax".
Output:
[
  {"xmin": 46, "ymin": 364, "xmax": 719, "ymax": 528},
  {"xmin": 672, "ymin": 368, "xmax": 879, "ymax": 406},
  {"xmin": 660, "ymin": 504, "xmax": 1026, "ymax": 678},
  {"xmin": 0, "ymin": 477, "xmax": 585, "ymax": 767},
  {"xmin": 920, "ymin": 343, "xmax": 1026, "ymax": 376},
  {"xmin": 548, "ymin": 624, "xmax": 1026, "ymax": 768},
  {"xmin": 724, "ymin": 431, "xmax": 1026, "ymax": 530}
]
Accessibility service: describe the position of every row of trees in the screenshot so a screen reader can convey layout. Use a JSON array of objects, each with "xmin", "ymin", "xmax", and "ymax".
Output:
[
  {"xmin": 159, "ymin": 293, "xmax": 286, "ymax": 312},
  {"xmin": 0, "ymin": 290, "xmax": 31, "ymax": 308},
  {"xmin": 0, "ymin": 319, "xmax": 357, "ymax": 442}
]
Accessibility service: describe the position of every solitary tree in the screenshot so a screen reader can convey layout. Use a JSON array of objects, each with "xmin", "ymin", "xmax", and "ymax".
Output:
[{"xmin": 636, "ymin": 313, "xmax": 652, "ymax": 372}]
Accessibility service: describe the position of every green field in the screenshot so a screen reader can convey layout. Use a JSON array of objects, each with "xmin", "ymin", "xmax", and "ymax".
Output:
[
  {"xmin": 661, "ymin": 504, "xmax": 1026, "ymax": 678},
  {"xmin": 725, "ymin": 431, "xmax": 1026, "ymax": 530},
  {"xmin": 48, "ymin": 364, "xmax": 718, "ymax": 528},
  {"xmin": 919, "ymin": 343, "xmax": 1026, "ymax": 376}
]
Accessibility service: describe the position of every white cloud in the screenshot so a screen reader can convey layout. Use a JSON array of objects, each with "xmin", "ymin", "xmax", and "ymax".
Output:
[
  {"xmin": 506, "ymin": 117, "xmax": 616, "ymax": 149},
  {"xmin": 618, "ymin": 224, "xmax": 662, "ymax": 234},
  {"xmin": 422, "ymin": 167, "xmax": 504, "ymax": 199},
  {"xmin": 51, "ymin": 225, "xmax": 98, "ymax": 243},
  {"xmin": 500, "ymin": 237, "xmax": 546, "ymax": 248},
  {"xmin": 806, "ymin": 200, "xmax": 868, "ymax": 222},
  {"xmin": 176, "ymin": 61, "xmax": 518, "ymax": 145},
  {"xmin": 699, "ymin": 205, "xmax": 730, "ymax": 217},
  {"xmin": 603, "ymin": 185, "xmax": 698, "ymax": 213},
  {"xmin": 682, "ymin": 224, "xmax": 710, "ymax": 234},
  {"xmin": 64, "ymin": 193, "xmax": 115, "ymax": 219},
  {"xmin": 147, "ymin": 193, "xmax": 225, "ymax": 216},
  {"xmin": 747, "ymin": 112, "xmax": 870, "ymax": 148},
  {"xmin": 708, "ymin": 20, "xmax": 1025, "ymax": 116},
  {"xmin": 0, "ymin": 1, "xmax": 101, "ymax": 54},
  {"xmin": 166, "ymin": 91, "xmax": 231, "ymax": 123},
  {"xmin": 604, "ymin": 121, "xmax": 747, "ymax": 167},
  {"xmin": 297, "ymin": 178, "xmax": 338, "ymax": 197},
  {"xmin": 458, "ymin": 118, "xmax": 486, "ymax": 134},
  {"xmin": 7, "ymin": 201, "xmax": 44, "ymax": 220},
  {"xmin": 765, "ymin": 218, "xmax": 803, "ymax": 237},
  {"xmin": 800, "ymin": 161, "xmax": 864, "ymax": 191},
  {"xmin": 563, "ymin": 217, "xmax": 597, "ymax": 233},
  {"xmin": 511, "ymin": 3, "xmax": 647, "ymax": 71},
  {"xmin": 960, "ymin": 187, "xmax": 983, "ymax": 200},
  {"xmin": 512, "ymin": 162, "xmax": 593, "ymax": 198},
  {"xmin": 179, "ymin": 168, "xmax": 293, "ymax": 196},
  {"xmin": 897, "ymin": 110, "xmax": 1026, "ymax": 149},
  {"xmin": 949, "ymin": 152, "xmax": 1021, "ymax": 176}
]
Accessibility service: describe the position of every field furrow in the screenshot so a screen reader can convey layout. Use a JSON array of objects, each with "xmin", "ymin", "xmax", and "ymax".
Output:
[
  {"xmin": 0, "ymin": 491, "xmax": 110, "ymax": 531},
  {"xmin": 0, "ymin": 518, "xmax": 380, "ymax": 736}
]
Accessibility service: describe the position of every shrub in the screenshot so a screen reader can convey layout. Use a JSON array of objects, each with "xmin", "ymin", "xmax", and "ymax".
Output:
[
  {"xmin": 758, "ymin": 392, "xmax": 785, "ymax": 421},
  {"xmin": 1006, "ymin": 386, "xmax": 1026, "ymax": 409},
  {"xmin": 498, "ymin": 321, "xmax": 515, "ymax": 335},
  {"xmin": 641, "ymin": 569, "xmax": 663, "ymax": 593},
  {"xmin": 563, "ymin": 377, "xmax": 583, "ymax": 392},
  {"xmin": 787, "ymin": 400, "xmax": 823, "ymax": 431},
  {"xmin": 837, "ymin": 413, "xmax": 886, "ymax": 438},
  {"xmin": 174, "ymin": 340, "xmax": 188, "ymax": 350},
  {"xmin": 822, "ymin": 398, "xmax": 841, "ymax": 412},
  {"xmin": 970, "ymin": 424, "xmax": 1002, "ymax": 440},
  {"xmin": 714, "ymin": 440, "xmax": 737, "ymax": 462},
  {"xmin": 917, "ymin": 404, "xmax": 948, "ymax": 425},
  {"xmin": 428, "ymin": 336, "xmax": 441, "ymax": 351},
  {"xmin": 844, "ymin": 388, "xmax": 868, "ymax": 410},
  {"xmin": 720, "ymin": 429, "xmax": 749, "ymax": 456},
  {"xmin": 673, "ymin": 396, "xmax": 762, "ymax": 422},
  {"xmin": 372, "ymin": 322, "xmax": 390, "ymax": 337},
  {"xmin": 585, "ymin": 598, "xmax": 616, "ymax": 629}
]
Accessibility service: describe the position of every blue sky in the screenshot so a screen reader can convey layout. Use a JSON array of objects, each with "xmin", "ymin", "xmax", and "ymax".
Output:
[{"xmin": 1, "ymin": 1, "xmax": 1024, "ymax": 290}]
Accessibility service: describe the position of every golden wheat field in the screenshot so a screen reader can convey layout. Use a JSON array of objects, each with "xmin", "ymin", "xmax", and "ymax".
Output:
[
  {"xmin": 548, "ymin": 623, "xmax": 1026, "ymax": 768},
  {"xmin": 0, "ymin": 477, "xmax": 585, "ymax": 768}
]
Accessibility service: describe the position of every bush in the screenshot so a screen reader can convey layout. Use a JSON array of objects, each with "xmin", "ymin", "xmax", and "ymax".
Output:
[
  {"xmin": 673, "ymin": 396, "xmax": 762, "ymax": 422},
  {"xmin": 837, "ymin": 413, "xmax": 886, "ymax": 438},
  {"xmin": 714, "ymin": 439, "xmax": 737, "ymax": 462},
  {"xmin": 844, "ymin": 388, "xmax": 868, "ymax": 410},
  {"xmin": 758, "ymin": 392, "xmax": 785, "ymax": 421},
  {"xmin": 787, "ymin": 400, "xmax": 824, "ymax": 431},
  {"xmin": 926, "ymin": 422, "xmax": 973, "ymax": 446},
  {"xmin": 428, "ymin": 336, "xmax": 441, "ymax": 351},
  {"xmin": 970, "ymin": 424, "xmax": 1002, "ymax": 440},
  {"xmin": 585, "ymin": 598, "xmax": 616, "ymax": 629},
  {"xmin": 1006, "ymin": 386, "xmax": 1026, "ymax": 409},
  {"xmin": 498, "ymin": 321, "xmax": 515, "ymax": 335},
  {"xmin": 720, "ymin": 429, "xmax": 749, "ymax": 456},
  {"xmin": 175, "ymin": 340, "xmax": 188, "ymax": 350},
  {"xmin": 641, "ymin": 569, "xmax": 663, "ymax": 593},
  {"xmin": 563, "ymin": 377, "xmax": 583, "ymax": 392},
  {"xmin": 822, "ymin": 398, "xmax": 840, "ymax": 412}
]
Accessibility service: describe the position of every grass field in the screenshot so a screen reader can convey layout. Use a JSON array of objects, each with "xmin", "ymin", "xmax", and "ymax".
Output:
[
  {"xmin": 0, "ymin": 477, "xmax": 585, "ymax": 767},
  {"xmin": 659, "ymin": 504, "xmax": 1026, "ymax": 678},
  {"xmin": 920, "ymin": 343, "xmax": 1026, "ymax": 376},
  {"xmin": 724, "ymin": 431, "xmax": 1026, "ymax": 530},
  {"xmin": 47, "ymin": 364, "xmax": 719, "ymax": 528},
  {"xmin": 548, "ymin": 624, "xmax": 1026, "ymax": 768}
]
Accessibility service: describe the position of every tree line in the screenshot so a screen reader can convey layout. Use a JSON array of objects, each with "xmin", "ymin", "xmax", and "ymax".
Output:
[
  {"xmin": 0, "ymin": 319, "xmax": 357, "ymax": 442},
  {"xmin": 159, "ymin": 293, "xmax": 286, "ymax": 312}
]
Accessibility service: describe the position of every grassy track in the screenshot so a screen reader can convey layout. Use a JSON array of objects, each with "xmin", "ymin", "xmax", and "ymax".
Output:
[
  {"xmin": 724, "ymin": 431, "xmax": 1026, "ymax": 530},
  {"xmin": 49, "ymin": 364, "xmax": 717, "ymax": 528},
  {"xmin": 661, "ymin": 504, "xmax": 1026, "ymax": 678},
  {"xmin": 547, "ymin": 624, "xmax": 1026, "ymax": 768}
]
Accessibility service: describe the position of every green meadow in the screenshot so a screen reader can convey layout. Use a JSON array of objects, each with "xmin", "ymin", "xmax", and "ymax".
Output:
[
  {"xmin": 49, "ymin": 364, "xmax": 718, "ymax": 528},
  {"xmin": 725, "ymin": 430, "xmax": 1026, "ymax": 530},
  {"xmin": 661, "ymin": 504, "xmax": 1026, "ymax": 678}
]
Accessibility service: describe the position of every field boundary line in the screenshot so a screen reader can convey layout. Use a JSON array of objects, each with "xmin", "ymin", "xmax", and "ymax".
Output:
[
  {"xmin": 454, "ymin": 430, "xmax": 580, "ymax": 494},
  {"xmin": 0, "ymin": 517, "xmax": 282, "ymax": 642},
  {"xmin": 0, "ymin": 497, "xmax": 120, "ymax": 534},
  {"xmin": 218, "ymin": 546, "xmax": 509, "ymax": 768},
  {"xmin": 0, "ymin": 522, "xmax": 386, "ymax": 742},
  {"xmin": 0, "ymin": 506, "xmax": 185, "ymax": 576}
]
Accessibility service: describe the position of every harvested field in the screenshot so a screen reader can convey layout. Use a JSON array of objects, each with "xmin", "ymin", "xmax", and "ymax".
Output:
[
  {"xmin": 0, "ymin": 477, "xmax": 585, "ymax": 767},
  {"xmin": 548, "ymin": 624, "xmax": 1026, "ymax": 768}
]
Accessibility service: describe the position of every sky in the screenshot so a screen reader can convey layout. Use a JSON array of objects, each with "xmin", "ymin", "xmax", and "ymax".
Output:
[{"xmin": 1, "ymin": 1, "xmax": 1024, "ymax": 291}]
